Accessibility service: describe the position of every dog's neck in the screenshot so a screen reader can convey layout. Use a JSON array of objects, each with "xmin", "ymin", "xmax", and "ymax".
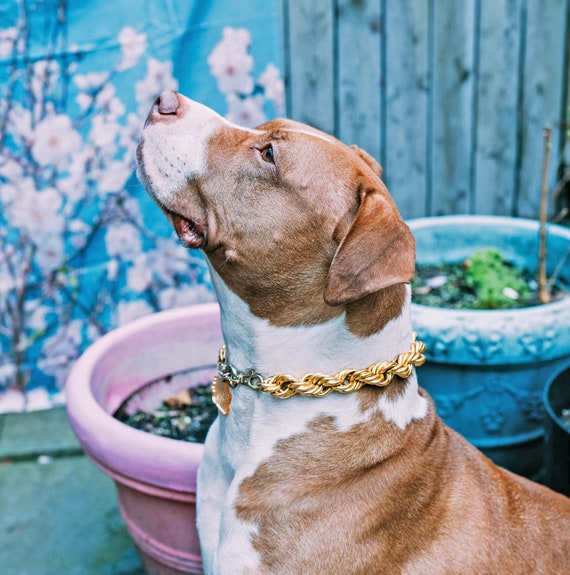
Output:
[
  {"xmin": 209, "ymin": 267, "xmax": 414, "ymax": 377},
  {"xmin": 207, "ymin": 265, "xmax": 428, "ymax": 483}
]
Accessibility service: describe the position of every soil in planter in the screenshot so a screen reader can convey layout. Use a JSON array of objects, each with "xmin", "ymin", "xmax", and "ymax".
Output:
[
  {"xmin": 412, "ymin": 248, "xmax": 569, "ymax": 310},
  {"xmin": 115, "ymin": 379, "xmax": 218, "ymax": 443}
]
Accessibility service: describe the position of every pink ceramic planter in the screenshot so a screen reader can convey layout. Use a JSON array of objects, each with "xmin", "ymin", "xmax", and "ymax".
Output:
[{"xmin": 66, "ymin": 303, "xmax": 222, "ymax": 575}]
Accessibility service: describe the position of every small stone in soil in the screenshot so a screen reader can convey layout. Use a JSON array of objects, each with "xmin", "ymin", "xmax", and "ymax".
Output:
[{"xmin": 560, "ymin": 408, "xmax": 570, "ymax": 430}]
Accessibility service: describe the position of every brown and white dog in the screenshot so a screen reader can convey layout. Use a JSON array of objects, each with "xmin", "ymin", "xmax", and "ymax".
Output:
[{"xmin": 137, "ymin": 91, "xmax": 570, "ymax": 575}]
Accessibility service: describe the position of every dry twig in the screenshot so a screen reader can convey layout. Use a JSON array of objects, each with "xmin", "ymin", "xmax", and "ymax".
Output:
[{"xmin": 538, "ymin": 127, "xmax": 552, "ymax": 304}]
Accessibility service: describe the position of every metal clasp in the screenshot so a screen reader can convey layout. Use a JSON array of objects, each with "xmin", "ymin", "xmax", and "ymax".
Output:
[
  {"xmin": 239, "ymin": 370, "xmax": 263, "ymax": 390},
  {"xmin": 216, "ymin": 346, "xmax": 264, "ymax": 390}
]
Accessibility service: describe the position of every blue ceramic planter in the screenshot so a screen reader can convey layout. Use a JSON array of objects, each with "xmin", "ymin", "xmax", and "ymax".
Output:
[
  {"xmin": 409, "ymin": 216, "xmax": 570, "ymax": 478},
  {"xmin": 543, "ymin": 362, "xmax": 570, "ymax": 496}
]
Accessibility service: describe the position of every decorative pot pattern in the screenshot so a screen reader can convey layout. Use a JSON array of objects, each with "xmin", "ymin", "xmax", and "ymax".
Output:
[
  {"xmin": 432, "ymin": 372, "xmax": 544, "ymax": 432},
  {"xmin": 413, "ymin": 304, "xmax": 570, "ymax": 366},
  {"xmin": 409, "ymin": 216, "xmax": 570, "ymax": 478}
]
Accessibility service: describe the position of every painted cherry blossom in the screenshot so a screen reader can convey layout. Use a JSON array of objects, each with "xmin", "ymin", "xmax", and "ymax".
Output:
[
  {"xmin": 127, "ymin": 254, "xmax": 154, "ymax": 292},
  {"xmin": 31, "ymin": 114, "xmax": 82, "ymax": 168},
  {"xmin": 258, "ymin": 63, "xmax": 285, "ymax": 114},
  {"xmin": 35, "ymin": 235, "xmax": 65, "ymax": 274},
  {"xmin": 0, "ymin": 27, "xmax": 17, "ymax": 58},
  {"xmin": 209, "ymin": 27, "xmax": 285, "ymax": 127},
  {"xmin": 105, "ymin": 222, "xmax": 143, "ymax": 259},
  {"xmin": 7, "ymin": 184, "xmax": 65, "ymax": 239},
  {"xmin": 0, "ymin": 15, "xmax": 282, "ymax": 412},
  {"xmin": 208, "ymin": 27, "xmax": 255, "ymax": 94},
  {"xmin": 117, "ymin": 26, "xmax": 148, "ymax": 71},
  {"xmin": 0, "ymin": 18, "xmax": 210, "ymax": 412},
  {"xmin": 225, "ymin": 93, "xmax": 267, "ymax": 127}
]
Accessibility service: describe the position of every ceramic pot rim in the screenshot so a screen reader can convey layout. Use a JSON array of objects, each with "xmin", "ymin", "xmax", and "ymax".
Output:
[
  {"xmin": 408, "ymin": 216, "xmax": 570, "ymax": 364},
  {"xmin": 66, "ymin": 302, "xmax": 222, "ymax": 493},
  {"xmin": 410, "ymin": 214, "xmax": 570, "ymax": 316}
]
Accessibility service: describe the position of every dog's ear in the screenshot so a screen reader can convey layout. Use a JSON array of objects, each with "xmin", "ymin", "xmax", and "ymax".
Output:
[
  {"xmin": 350, "ymin": 145, "xmax": 383, "ymax": 178},
  {"xmin": 324, "ymin": 182, "xmax": 415, "ymax": 306}
]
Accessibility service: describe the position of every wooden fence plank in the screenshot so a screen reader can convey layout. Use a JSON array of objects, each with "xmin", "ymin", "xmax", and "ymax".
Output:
[
  {"xmin": 516, "ymin": 0, "xmax": 567, "ymax": 218},
  {"xmin": 383, "ymin": 0, "xmax": 430, "ymax": 219},
  {"xmin": 336, "ymin": 0, "xmax": 383, "ymax": 163},
  {"xmin": 473, "ymin": 0, "xmax": 523, "ymax": 215},
  {"xmin": 282, "ymin": 0, "xmax": 336, "ymax": 133},
  {"xmin": 430, "ymin": 0, "xmax": 476, "ymax": 216},
  {"xmin": 281, "ymin": 0, "xmax": 570, "ymax": 219}
]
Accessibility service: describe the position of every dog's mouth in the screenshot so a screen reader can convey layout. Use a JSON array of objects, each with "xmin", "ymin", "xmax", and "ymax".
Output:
[{"xmin": 169, "ymin": 212, "xmax": 206, "ymax": 249}]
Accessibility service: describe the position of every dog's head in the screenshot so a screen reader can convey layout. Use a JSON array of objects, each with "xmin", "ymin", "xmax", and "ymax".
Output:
[{"xmin": 137, "ymin": 92, "xmax": 414, "ymax": 327}]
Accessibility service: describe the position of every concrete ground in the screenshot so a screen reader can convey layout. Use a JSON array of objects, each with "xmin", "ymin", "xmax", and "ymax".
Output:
[
  {"xmin": 1, "ymin": 405, "xmax": 567, "ymax": 575},
  {"xmin": 0, "ymin": 408, "xmax": 145, "ymax": 575}
]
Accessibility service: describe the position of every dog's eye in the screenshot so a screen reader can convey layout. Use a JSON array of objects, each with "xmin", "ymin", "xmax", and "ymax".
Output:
[{"xmin": 260, "ymin": 145, "xmax": 274, "ymax": 164}]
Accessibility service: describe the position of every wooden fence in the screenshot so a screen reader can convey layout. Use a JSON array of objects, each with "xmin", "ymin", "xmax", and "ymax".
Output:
[{"xmin": 281, "ymin": 0, "xmax": 570, "ymax": 219}]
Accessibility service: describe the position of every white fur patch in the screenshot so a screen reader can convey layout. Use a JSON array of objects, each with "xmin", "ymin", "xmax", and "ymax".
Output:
[
  {"xmin": 375, "ymin": 372, "xmax": 428, "ymax": 428},
  {"xmin": 208, "ymin": 266, "xmax": 427, "ymax": 428},
  {"xmin": 280, "ymin": 127, "xmax": 335, "ymax": 144},
  {"xmin": 137, "ymin": 95, "xmax": 259, "ymax": 207}
]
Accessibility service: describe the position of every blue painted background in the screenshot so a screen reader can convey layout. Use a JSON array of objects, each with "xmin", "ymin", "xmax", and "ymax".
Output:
[{"xmin": 0, "ymin": 0, "xmax": 284, "ymax": 411}]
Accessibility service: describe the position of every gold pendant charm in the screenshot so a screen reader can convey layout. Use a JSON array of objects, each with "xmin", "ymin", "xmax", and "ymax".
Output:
[{"xmin": 212, "ymin": 375, "xmax": 232, "ymax": 415}]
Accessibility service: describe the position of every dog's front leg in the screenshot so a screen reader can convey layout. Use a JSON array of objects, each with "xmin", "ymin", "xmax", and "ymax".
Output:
[{"xmin": 197, "ymin": 420, "xmax": 228, "ymax": 574}]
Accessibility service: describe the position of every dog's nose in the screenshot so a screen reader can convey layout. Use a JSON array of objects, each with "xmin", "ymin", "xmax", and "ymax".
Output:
[{"xmin": 156, "ymin": 90, "xmax": 180, "ymax": 115}]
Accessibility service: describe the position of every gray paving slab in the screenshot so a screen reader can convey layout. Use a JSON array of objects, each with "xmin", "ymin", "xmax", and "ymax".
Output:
[
  {"xmin": 0, "ymin": 408, "xmax": 81, "ymax": 460},
  {"xmin": 0, "ymin": 409, "xmax": 145, "ymax": 575}
]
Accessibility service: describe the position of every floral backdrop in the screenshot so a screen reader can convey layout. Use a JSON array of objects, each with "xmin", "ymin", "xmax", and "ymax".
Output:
[{"xmin": 0, "ymin": 0, "xmax": 284, "ymax": 412}]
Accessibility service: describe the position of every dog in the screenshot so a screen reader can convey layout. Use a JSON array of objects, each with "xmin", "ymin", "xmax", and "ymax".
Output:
[{"xmin": 137, "ymin": 91, "xmax": 570, "ymax": 575}]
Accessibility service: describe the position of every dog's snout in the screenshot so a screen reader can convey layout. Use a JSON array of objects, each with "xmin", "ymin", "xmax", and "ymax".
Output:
[{"xmin": 156, "ymin": 90, "xmax": 180, "ymax": 115}]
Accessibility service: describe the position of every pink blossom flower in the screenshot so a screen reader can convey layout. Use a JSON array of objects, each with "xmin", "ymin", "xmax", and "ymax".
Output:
[
  {"xmin": 127, "ymin": 254, "xmax": 153, "ymax": 292},
  {"xmin": 7, "ymin": 105, "xmax": 32, "ymax": 141},
  {"xmin": 31, "ymin": 114, "xmax": 82, "ymax": 169},
  {"xmin": 208, "ymin": 27, "xmax": 254, "ymax": 94},
  {"xmin": 105, "ymin": 223, "xmax": 142, "ymax": 259},
  {"xmin": 35, "ymin": 235, "xmax": 65, "ymax": 274},
  {"xmin": 258, "ymin": 63, "xmax": 285, "ymax": 114},
  {"xmin": 8, "ymin": 183, "xmax": 64, "ymax": 238},
  {"xmin": 31, "ymin": 60, "xmax": 60, "ymax": 107},
  {"xmin": 40, "ymin": 320, "xmax": 84, "ymax": 381},
  {"xmin": 98, "ymin": 160, "xmax": 132, "ymax": 196},
  {"xmin": 117, "ymin": 26, "xmax": 147, "ymax": 71},
  {"xmin": 225, "ymin": 94, "xmax": 266, "ymax": 127},
  {"xmin": 74, "ymin": 72, "xmax": 110, "ymax": 90},
  {"xmin": 0, "ymin": 27, "xmax": 17, "ymax": 58}
]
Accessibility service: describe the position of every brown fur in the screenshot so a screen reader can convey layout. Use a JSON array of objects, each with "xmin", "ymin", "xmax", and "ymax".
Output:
[
  {"xmin": 138, "ymin": 96, "xmax": 570, "ymax": 574},
  {"xmin": 324, "ymin": 183, "xmax": 415, "ymax": 305},
  {"xmin": 236, "ymin": 394, "xmax": 570, "ymax": 574},
  {"xmin": 181, "ymin": 119, "xmax": 413, "ymax": 331},
  {"xmin": 194, "ymin": 118, "xmax": 570, "ymax": 574}
]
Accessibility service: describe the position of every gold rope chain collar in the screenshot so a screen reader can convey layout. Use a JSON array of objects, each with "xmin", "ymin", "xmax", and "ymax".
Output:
[{"xmin": 212, "ymin": 335, "xmax": 427, "ymax": 415}]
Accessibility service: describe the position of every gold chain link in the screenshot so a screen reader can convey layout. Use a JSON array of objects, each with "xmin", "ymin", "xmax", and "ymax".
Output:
[{"xmin": 217, "ymin": 336, "xmax": 426, "ymax": 399}]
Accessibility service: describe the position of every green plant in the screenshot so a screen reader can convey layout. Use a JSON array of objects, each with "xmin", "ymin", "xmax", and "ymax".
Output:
[{"xmin": 464, "ymin": 248, "xmax": 530, "ymax": 309}]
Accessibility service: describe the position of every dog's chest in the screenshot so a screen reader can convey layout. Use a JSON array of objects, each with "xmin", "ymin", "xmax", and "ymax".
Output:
[
  {"xmin": 210, "ymin": 387, "xmax": 363, "ymax": 493},
  {"xmin": 201, "ymin": 388, "xmax": 384, "ymax": 572},
  {"xmin": 208, "ymin": 387, "xmax": 430, "ymax": 575}
]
